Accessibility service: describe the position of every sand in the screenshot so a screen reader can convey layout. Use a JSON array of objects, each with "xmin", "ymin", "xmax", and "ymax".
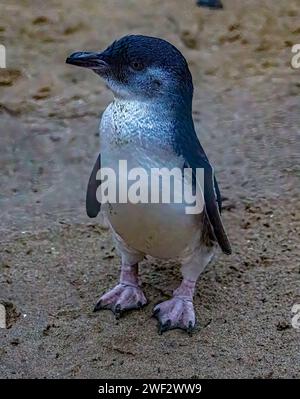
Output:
[{"xmin": 0, "ymin": 0, "xmax": 299, "ymax": 378}]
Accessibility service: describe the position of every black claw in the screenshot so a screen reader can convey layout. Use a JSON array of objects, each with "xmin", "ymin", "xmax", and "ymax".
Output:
[
  {"xmin": 158, "ymin": 323, "xmax": 164, "ymax": 335},
  {"xmin": 165, "ymin": 319, "xmax": 172, "ymax": 329},
  {"xmin": 158, "ymin": 319, "xmax": 172, "ymax": 334},
  {"xmin": 152, "ymin": 307, "xmax": 160, "ymax": 318},
  {"xmin": 187, "ymin": 321, "xmax": 194, "ymax": 336},
  {"xmin": 114, "ymin": 304, "xmax": 122, "ymax": 319},
  {"xmin": 93, "ymin": 301, "xmax": 102, "ymax": 312},
  {"xmin": 137, "ymin": 301, "xmax": 142, "ymax": 309}
]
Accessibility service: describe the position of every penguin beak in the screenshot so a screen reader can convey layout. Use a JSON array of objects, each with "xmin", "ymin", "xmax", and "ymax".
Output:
[{"xmin": 66, "ymin": 51, "xmax": 109, "ymax": 72}]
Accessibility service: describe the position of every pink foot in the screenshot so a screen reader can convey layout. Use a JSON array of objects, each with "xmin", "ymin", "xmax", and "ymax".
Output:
[
  {"xmin": 153, "ymin": 297, "xmax": 196, "ymax": 334},
  {"xmin": 94, "ymin": 283, "xmax": 147, "ymax": 319}
]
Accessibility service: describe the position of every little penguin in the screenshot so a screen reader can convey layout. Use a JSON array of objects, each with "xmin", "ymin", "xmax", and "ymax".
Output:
[
  {"xmin": 196, "ymin": 0, "xmax": 223, "ymax": 9},
  {"xmin": 66, "ymin": 35, "xmax": 231, "ymax": 334}
]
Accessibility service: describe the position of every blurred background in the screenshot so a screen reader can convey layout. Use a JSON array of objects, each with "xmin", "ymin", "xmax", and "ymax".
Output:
[{"xmin": 0, "ymin": 0, "xmax": 299, "ymax": 379}]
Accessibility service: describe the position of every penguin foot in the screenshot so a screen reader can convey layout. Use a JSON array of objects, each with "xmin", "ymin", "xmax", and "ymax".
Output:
[
  {"xmin": 153, "ymin": 296, "xmax": 196, "ymax": 335},
  {"xmin": 94, "ymin": 283, "xmax": 147, "ymax": 319}
]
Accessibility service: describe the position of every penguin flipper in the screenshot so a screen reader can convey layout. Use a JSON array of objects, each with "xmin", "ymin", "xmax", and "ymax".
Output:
[
  {"xmin": 175, "ymin": 129, "xmax": 231, "ymax": 255},
  {"xmin": 86, "ymin": 153, "xmax": 101, "ymax": 218}
]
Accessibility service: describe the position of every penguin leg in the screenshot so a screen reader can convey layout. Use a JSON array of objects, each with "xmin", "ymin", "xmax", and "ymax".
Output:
[
  {"xmin": 94, "ymin": 236, "xmax": 147, "ymax": 319},
  {"xmin": 153, "ymin": 245, "xmax": 215, "ymax": 334}
]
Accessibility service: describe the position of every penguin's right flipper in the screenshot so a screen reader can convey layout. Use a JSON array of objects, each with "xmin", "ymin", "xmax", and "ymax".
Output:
[{"xmin": 86, "ymin": 153, "xmax": 101, "ymax": 218}]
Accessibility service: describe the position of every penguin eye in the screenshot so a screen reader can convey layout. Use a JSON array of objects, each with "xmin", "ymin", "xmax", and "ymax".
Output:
[{"xmin": 130, "ymin": 60, "xmax": 144, "ymax": 71}]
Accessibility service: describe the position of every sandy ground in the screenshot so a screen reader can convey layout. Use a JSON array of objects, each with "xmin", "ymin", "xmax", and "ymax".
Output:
[{"xmin": 0, "ymin": 0, "xmax": 300, "ymax": 378}]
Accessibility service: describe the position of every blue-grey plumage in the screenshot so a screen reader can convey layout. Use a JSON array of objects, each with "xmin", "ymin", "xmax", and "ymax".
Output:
[{"xmin": 66, "ymin": 35, "xmax": 231, "ymax": 334}]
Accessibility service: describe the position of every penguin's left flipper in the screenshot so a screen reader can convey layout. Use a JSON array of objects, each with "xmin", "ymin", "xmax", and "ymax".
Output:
[
  {"xmin": 86, "ymin": 153, "xmax": 101, "ymax": 218},
  {"xmin": 175, "ymin": 129, "xmax": 231, "ymax": 255}
]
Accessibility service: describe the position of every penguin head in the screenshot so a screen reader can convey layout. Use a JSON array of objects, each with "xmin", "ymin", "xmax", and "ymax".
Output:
[{"xmin": 66, "ymin": 35, "xmax": 193, "ymax": 102}]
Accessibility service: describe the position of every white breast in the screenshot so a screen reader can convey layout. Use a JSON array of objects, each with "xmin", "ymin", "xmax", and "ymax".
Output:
[{"xmin": 99, "ymin": 99, "xmax": 204, "ymax": 259}]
